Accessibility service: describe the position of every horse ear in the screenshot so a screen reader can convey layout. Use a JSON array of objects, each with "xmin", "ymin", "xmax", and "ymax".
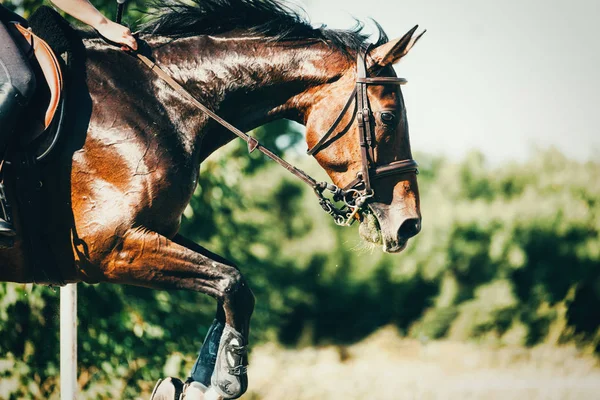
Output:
[{"xmin": 368, "ymin": 25, "xmax": 426, "ymax": 68}]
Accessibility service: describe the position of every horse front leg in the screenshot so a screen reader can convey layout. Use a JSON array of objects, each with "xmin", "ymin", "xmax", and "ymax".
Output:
[
  {"xmin": 172, "ymin": 234, "xmax": 250, "ymax": 396},
  {"xmin": 100, "ymin": 228, "xmax": 254, "ymax": 399}
]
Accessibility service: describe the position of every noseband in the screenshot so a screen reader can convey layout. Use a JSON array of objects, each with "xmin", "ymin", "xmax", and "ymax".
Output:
[{"xmin": 136, "ymin": 45, "xmax": 418, "ymax": 226}]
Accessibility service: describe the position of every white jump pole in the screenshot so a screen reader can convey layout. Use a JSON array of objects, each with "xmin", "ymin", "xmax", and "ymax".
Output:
[{"xmin": 60, "ymin": 283, "xmax": 78, "ymax": 400}]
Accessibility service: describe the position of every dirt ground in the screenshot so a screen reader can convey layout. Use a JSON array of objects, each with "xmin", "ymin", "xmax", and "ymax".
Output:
[{"xmin": 243, "ymin": 326, "xmax": 600, "ymax": 400}]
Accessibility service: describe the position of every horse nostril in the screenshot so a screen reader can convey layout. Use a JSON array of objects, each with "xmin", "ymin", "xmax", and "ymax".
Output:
[{"xmin": 398, "ymin": 218, "xmax": 421, "ymax": 240}]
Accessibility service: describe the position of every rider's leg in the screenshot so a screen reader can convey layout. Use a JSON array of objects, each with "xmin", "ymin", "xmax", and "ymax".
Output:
[
  {"xmin": 0, "ymin": 18, "xmax": 36, "ymax": 236},
  {"xmin": 0, "ymin": 20, "xmax": 36, "ymax": 139}
]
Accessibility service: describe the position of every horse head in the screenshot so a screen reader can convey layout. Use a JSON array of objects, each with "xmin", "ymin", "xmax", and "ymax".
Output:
[{"xmin": 305, "ymin": 27, "xmax": 424, "ymax": 253}]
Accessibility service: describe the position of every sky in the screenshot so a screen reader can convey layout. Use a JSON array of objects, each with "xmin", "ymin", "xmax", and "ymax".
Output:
[{"xmin": 298, "ymin": 0, "xmax": 600, "ymax": 163}]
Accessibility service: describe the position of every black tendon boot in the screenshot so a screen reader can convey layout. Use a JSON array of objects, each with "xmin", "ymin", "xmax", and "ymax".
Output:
[
  {"xmin": 189, "ymin": 319, "xmax": 225, "ymax": 389},
  {"xmin": 0, "ymin": 81, "xmax": 24, "ymax": 237}
]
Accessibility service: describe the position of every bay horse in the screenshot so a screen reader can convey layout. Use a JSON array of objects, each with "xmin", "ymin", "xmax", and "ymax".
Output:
[{"xmin": 0, "ymin": 0, "xmax": 423, "ymax": 398}]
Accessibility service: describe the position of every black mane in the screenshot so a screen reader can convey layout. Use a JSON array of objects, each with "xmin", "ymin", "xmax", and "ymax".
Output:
[{"xmin": 140, "ymin": 0, "xmax": 388, "ymax": 55}]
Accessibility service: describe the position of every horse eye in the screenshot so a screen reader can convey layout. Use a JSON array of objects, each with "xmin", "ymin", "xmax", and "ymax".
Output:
[{"xmin": 380, "ymin": 112, "xmax": 396, "ymax": 125}]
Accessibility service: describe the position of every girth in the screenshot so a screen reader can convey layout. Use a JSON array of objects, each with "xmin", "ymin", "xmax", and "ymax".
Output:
[{"xmin": 135, "ymin": 45, "xmax": 418, "ymax": 226}]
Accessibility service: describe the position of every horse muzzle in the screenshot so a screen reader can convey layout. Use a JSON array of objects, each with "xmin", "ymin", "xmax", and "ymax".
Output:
[{"xmin": 362, "ymin": 202, "xmax": 421, "ymax": 253}]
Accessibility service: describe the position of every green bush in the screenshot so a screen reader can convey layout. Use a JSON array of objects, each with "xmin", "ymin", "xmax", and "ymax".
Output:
[{"xmin": 1, "ymin": 137, "xmax": 599, "ymax": 398}]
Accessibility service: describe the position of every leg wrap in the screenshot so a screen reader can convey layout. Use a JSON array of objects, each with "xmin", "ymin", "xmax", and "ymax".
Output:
[{"xmin": 211, "ymin": 324, "xmax": 248, "ymax": 399}]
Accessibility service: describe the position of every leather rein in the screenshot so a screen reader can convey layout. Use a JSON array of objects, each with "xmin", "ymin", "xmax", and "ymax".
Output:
[{"xmin": 135, "ymin": 46, "xmax": 418, "ymax": 226}]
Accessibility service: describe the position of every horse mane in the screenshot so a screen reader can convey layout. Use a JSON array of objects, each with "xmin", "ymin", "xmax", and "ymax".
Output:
[{"xmin": 139, "ymin": 0, "xmax": 388, "ymax": 56}]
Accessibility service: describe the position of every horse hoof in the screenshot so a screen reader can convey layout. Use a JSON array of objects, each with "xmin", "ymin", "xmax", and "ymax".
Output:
[
  {"xmin": 150, "ymin": 377, "xmax": 184, "ymax": 400},
  {"xmin": 210, "ymin": 324, "xmax": 248, "ymax": 399},
  {"xmin": 203, "ymin": 387, "xmax": 225, "ymax": 400}
]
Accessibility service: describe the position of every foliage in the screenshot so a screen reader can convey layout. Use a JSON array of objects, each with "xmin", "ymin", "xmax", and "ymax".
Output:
[{"xmin": 1, "ymin": 138, "xmax": 598, "ymax": 398}]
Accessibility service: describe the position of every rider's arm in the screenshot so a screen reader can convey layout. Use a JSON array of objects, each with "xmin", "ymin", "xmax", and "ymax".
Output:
[{"xmin": 49, "ymin": 0, "xmax": 138, "ymax": 50}]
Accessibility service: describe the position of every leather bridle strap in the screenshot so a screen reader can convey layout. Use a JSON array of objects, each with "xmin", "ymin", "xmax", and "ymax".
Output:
[
  {"xmin": 375, "ymin": 159, "xmax": 419, "ymax": 178},
  {"xmin": 135, "ymin": 53, "xmax": 320, "ymax": 188},
  {"xmin": 306, "ymin": 76, "xmax": 407, "ymax": 158},
  {"xmin": 356, "ymin": 77, "xmax": 407, "ymax": 84},
  {"xmin": 306, "ymin": 87, "xmax": 357, "ymax": 156},
  {"xmin": 356, "ymin": 48, "xmax": 375, "ymax": 193},
  {"xmin": 343, "ymin": 159, "xmax": 419, "ymax": 190},
  {"xmin": 350, "ymin": 49, "xmax": 418, "ymax": 193}
]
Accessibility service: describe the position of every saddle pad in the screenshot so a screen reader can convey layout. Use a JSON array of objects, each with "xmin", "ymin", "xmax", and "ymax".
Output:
[{"xmin": 13, "ymin": 22, "xmax": 63, "ymax": 129}]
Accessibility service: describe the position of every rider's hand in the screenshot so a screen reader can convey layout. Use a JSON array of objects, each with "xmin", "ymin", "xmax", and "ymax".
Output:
[{"xmin": 94, "ymin": 18, "xmax": 138, "ymax": 51}]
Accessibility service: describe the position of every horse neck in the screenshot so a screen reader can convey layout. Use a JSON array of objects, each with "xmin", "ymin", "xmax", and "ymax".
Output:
[{"xmin": 148, "ymin": 35, "xmax": 351, "ymax": 160}]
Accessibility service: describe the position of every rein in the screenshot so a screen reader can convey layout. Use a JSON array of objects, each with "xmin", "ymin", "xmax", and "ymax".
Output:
[{"xmin": 134, "ymin": 46, "xmax": 418, "ymax": 226}]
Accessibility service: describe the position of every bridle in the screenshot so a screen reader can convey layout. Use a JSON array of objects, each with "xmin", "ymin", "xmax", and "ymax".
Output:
[
  {"xmin": 135, "ymin": 45, "xmax": 418, "ymax": 226},
  {"xmin": 307, "ymin": 46, "xmax": 419, "ymax": 224}
]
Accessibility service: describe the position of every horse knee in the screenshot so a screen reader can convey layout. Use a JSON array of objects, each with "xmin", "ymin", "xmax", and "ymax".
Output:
[
  {"xmin": 219, "ymin": 266, "xmax": 254, "ymax": 308},
  {"xmin": 218, "ymin": 266, "xmax": 242, "ymax": 294}
]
